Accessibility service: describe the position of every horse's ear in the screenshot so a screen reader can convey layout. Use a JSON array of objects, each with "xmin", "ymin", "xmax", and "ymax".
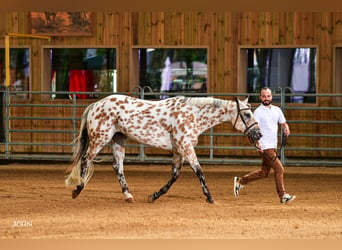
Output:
[{"xmin": 238, "ymin": 96, "xmax": 249, "ymax": 103}]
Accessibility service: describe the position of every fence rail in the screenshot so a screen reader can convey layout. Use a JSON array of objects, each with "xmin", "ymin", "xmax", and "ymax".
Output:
[{"xmin": 0, "ymin": 87, "xmax": 341, "ymax": 166}]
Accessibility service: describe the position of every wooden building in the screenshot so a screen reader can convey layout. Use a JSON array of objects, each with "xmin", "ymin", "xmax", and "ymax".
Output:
[{"xmin": 0, "ymin": 11, "xmax": 341, "ymax": 160}]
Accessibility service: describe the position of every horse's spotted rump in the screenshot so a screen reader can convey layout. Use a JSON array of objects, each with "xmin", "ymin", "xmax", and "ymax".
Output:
[{"xmin": 66, "ymin": 94, "xmax": 261, "ymax": 204}]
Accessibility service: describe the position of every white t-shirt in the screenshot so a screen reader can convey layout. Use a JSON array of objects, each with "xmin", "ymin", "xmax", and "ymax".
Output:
[{"xmin": 253, "ymin": 104, "xmax": 286, "ymax": 150}]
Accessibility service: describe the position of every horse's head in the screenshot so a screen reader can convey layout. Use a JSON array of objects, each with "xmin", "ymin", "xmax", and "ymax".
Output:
[{"xmin": 232, "ymin": 97, "xmax": 262, "ymax": 148}]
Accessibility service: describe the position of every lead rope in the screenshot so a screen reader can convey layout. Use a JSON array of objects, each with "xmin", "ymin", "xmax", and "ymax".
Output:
[{"xmin": 277, "ymin": 129, "xmax": 288, "ymax": 162}]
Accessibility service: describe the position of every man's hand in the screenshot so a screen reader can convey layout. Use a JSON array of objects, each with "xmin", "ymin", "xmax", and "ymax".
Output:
[
  {"xmin": 282, "ymin": 123, "xmax": 290, "ymax": 136},
  {"xmin": 256, "ymin": 141, "xmax": 263, "ymax": 153}
]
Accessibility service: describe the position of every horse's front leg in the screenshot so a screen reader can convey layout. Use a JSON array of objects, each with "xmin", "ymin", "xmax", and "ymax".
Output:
[
  {"xmin": 186, "ymin": 148, "xmax": 215, "ymax": 204},
  {"xmin": 112, "ymin": 142, "xmax": 134, "ymax": 203},
  {"xmin": 148, "ymin": 153, "xmax": 183, "ymax": 203},
  {"xmin": 189, "ymin": 162, "xmax": 215, "ymax": 204}
]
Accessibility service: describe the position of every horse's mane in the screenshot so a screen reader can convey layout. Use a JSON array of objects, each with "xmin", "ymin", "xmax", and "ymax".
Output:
[{"xmin": 184, "ymin": 97, "xmax": 227, "ymax": 108}]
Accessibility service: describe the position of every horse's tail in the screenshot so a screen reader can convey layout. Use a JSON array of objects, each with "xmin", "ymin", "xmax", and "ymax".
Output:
[{"xmin": 65, "ymin": 103, "xmax": 95, "ymax": 188}]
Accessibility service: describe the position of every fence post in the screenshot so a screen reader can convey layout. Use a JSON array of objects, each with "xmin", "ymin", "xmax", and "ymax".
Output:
[
  {"xmin": 72, "ymin": 93, "xmax": 77, "ymax": 143},
  {"xmin": 280, "ymin": 88, "xmax": 286, "ymax": 165},
  {"xmin": 4, "ymin": 87, "xmax": 10, "ymax": 159},
  {"xmin": 0, "ymin": 87, "xmax": 5, "ymax": 143},
  {"xmin": 209, "ymin": 127, "xmax": 214, "ymax": 159},
  {"xmin": 280, "ymin": 87, "xmax": 294, "ymax": 166},
  {"xmin": 130, "ymin": 86, "xmax": 147, "ymax": 161}
]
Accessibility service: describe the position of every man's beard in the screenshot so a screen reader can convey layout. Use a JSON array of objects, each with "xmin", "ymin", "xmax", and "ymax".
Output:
[{"xmin": 262, "ymin": 100, "xmax": 271, "ymax": 106}]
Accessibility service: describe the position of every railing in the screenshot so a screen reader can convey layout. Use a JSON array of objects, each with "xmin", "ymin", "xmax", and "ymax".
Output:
[{"xmin": 0, "ymin": 87, "xmax": 341, "ymax": 166}]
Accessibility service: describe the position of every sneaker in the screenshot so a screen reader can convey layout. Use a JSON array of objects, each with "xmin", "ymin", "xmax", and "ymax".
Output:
[
  {"xmin": 234, "ymin": 177, "xmax": 244, "ymax": 196},
  {"xmin": 281, "ymin": 194, "xmax": 296, "ymax": 204}
]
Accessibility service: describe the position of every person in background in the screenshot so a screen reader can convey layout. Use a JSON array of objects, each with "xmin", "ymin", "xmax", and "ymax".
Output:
[{"xmin": 234, "ymin": 87, "xmax": 296, "ymax": 204}]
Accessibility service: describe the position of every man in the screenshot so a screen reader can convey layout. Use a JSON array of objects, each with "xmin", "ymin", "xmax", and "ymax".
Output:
[{"xmin": 234, "ymin": 87, "xmax": 296, "ymax": 204}]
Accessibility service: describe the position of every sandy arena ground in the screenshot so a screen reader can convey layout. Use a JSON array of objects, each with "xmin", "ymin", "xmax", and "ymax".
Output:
[{"xmin": 0, "ymin": 162, "xmax": 341, "ymax": 239}]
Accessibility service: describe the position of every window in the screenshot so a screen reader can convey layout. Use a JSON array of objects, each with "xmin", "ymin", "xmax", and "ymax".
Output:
[
  {"xmin": 0, "ymin": 47, "xmax": 30, "ymax": 99},
  {"xmin": 133, "ymin": 48, "xmax": 207, "ymax": 99},
  {"xmin": 240, "ymin": 47, "xmax": 317, "ymax": 103},
  {"xmin": 43, "ymin": 47, "xmax": 116, "ymax": 99}
]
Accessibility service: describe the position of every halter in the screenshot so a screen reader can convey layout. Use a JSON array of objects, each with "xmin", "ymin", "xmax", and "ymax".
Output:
[
  {"xmin": 233, "ymin": 97, "xmax": 258, "ymax": 135},
  {"xmin": 233, "ymin": 98, "xmax": 261, "ymax": 150}
]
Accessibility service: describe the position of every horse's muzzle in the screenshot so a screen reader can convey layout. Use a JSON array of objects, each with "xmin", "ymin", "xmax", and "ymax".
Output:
[{"xmin": 246, "ymin": 127, "xmax": 262, "ymax": 146}]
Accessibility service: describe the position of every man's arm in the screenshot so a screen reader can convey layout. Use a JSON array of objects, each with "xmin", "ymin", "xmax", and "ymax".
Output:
[{"xmin": 280, "ymin": 123, "xmax": 290, "ymax": 136}]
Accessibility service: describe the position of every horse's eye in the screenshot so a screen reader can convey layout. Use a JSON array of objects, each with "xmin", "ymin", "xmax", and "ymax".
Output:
[{"xmin": 244, "ymin": 113, "xmax": 251, "ymax": 119}]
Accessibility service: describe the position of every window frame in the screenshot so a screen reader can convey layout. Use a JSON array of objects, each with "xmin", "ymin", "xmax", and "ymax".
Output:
[
  {"xmin": 238, "ymin": 45, "xmax": 319, "ymax": 105},
  {"xmin": 131, "ymin": 45, "xmax": 209, "ymax": 96},
  {"xmin": 0, "ymin": 45, "xmax": 31, "ymax": 100},
  {"xmin": 41, "ymin": 45, "xmax": 118, "ymax": 100}
]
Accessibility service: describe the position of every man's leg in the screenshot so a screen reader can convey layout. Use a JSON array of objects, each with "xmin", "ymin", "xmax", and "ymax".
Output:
[
  {"xmin": 263, "ymin": 149, "xmax": 286, "ymax": 198},
  {"xmin": 239, "ymin": 151, "xmax": 272, "ymax": 185}
]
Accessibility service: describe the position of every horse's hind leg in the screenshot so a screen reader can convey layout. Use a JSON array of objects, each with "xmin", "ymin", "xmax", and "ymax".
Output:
[
  {"xmin": 72, "ymin": 183, "xmax": 84, "ymax": 199},
  {"xmin": 72, "ymin": 154, "xmax": 93, "ymax": 199},
  {"xmin": 71, "ymin": 138, "xmax": 105, "ymax": 199},
  {"xmin": 112, "ymin": 134, "xmax": 134, "ymax": 203},
  {"xmin": 148, "ymin": 152, "xmax": 183, "ymax": 203}
]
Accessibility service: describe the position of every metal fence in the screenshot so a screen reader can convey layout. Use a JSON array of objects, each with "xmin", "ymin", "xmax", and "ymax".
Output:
[{"xmin": 0, "ymin": 87, "xmax": 341, "ymax": 166}]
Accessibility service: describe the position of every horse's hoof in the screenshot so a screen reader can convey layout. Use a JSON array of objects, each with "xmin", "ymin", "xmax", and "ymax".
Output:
[
  {"xmin": 206, "ymin": 198, "xmax": 215, "ymax": 204},
  {"xmin": 147, "ymin": 195, "xmax": 156, "ymax": 203},
  {"xmin": 125, "ymin": 197, "xmax": 135, "ymax": 203},
  {"xmin": 72, "ymin": 190, "xmax": 79, "ymax": 199}
]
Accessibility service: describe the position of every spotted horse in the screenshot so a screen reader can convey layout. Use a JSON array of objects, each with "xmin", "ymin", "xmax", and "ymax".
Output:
[{"xmin": 65, "ymin": 94, "xmax": 262, "ymax": 203}]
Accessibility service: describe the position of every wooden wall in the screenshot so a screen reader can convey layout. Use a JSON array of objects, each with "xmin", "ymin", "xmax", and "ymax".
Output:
[
  {"xmin": 1, "ymin": 12, "xmax": 341, "ymax": 94},
  {"xmin": 1, "ymin": 11, "xmax": 341, "ymax": 158}
]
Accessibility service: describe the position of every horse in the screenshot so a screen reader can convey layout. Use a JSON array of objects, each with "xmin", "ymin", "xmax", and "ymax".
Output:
[{"xmin": 65, "ymin": 94, "xmax": 262, "ymax": 203}]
